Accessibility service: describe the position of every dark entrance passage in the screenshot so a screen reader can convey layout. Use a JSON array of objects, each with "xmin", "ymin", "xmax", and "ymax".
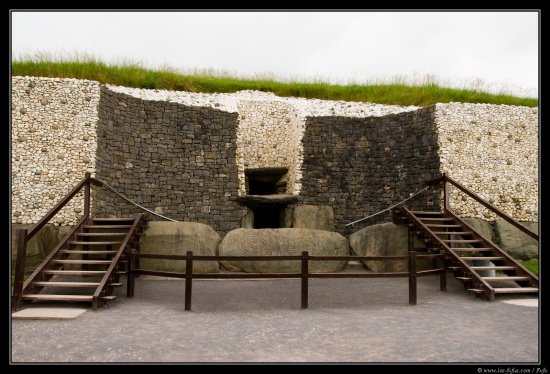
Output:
[
  {"xmin": 238, "ymin": 167, "xmax": 298, "ymax": 229},
  {"xmin": 252, "ymin": 206, "xmax": 283, "ymax": 229},
  {"xmin": 245, "ymin": 167, "xmax": 288, "ymax": 195}
]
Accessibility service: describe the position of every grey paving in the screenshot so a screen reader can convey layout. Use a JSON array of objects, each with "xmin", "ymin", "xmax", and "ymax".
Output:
[{"xmin": 10, "ymin": 273, "xmax": 541, "ymax": 365}]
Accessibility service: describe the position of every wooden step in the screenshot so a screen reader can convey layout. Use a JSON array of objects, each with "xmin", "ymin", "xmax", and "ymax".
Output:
[
  {"xmin": 43, "ymin": 270, "xmax": 107, "ymax": 275},
  {"xmin": 76, "ymin": 232, "xmax": 128, "ymax": 237},
  {"xmin": 467, "ymin": 288, "xmax": 485, "ymax": 294},
  {"xmin": 460, "ymin": 256, "xmax": 503, "ymax": 261},
  {"xmin": 33, "ymin": 281, "xmax": 123, "ymax": 288},
  {"xmin": 60, "ymin": 250, "xmax": 119, "ymax": 255},
  {"xmin": 471, "ymin": 266, "xmax": 516, "ymax": 271},
  {"xmin": 482, "ymin": 276, "xmax": 530, "ymax": 281},
  {"xmin": 101, "ymin": 295, "xmax": 117, "ymax": 301},
  {"xmin": 440, "ymin": 239, "xmax": 481, "ymax": 243},
  {"xmin": 450, "ymin": 248, "xmax": 493, "ymax": 252},
  {"xmin": 409, "ymin": 211, "xmax": 444, "ymax": 215},
  {"xmin": 493, "ymin": 287, "xmax": 538, "ymax": 293},
  {"xmin": 69, "ymin": 241, "xmax": 123, "ymax": 246},
  {"xmin": 91, "ymin": 218, "xmax": 135, "ymax": 223},
  {"xmin": 425, "ymin": 224, "xmax": 463, "ymax": 228},
  {"xmin": 82, "ymin": 225, "xmax": 132, "ymax": 229},
  {"xmin": 33, "ymin": 281, "xmax": 100, "ymax": 287},
  {"xmin": 418, "ymin": 217, "xmax": 455, "ymax": 221},
  {"xmin": 21, "ymin": 294, "xmax": 94, "ymax": 302},
  {"xmin": 432, "ymin": 231, "xmax": 473, "ymax": 235},
  {"xmin": 52, "ymin": 259, "xmax": 113, "ymax": 265},
  {"xmin": 456, "ymin": 276, "xmax": 472, "ymax": 282}
]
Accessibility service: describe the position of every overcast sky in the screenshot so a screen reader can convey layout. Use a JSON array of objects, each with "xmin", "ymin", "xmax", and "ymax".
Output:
[{"xmin": 10, "ymin": 10, "xmax": 540, "ymax": 98}]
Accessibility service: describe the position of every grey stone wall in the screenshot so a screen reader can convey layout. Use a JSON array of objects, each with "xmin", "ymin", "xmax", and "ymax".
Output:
[
  {"xmin": 300, "ymin": 107, "xmax": 441, "ymax": 234},
  {"xmin": 93, "ymin": 86, "xmax": 246, "ymax": 234}
]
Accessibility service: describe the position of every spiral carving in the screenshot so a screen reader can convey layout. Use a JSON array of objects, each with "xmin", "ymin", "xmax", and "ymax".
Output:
[{"xmin": 219, "ymin": 228, "xmax": 349, "ymax": 273}]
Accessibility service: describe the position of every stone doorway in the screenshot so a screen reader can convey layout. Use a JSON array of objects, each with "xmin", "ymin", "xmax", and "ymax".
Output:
[{"xmin": 238, "ymin": 167, "xmax": 298, "ymax": 229}]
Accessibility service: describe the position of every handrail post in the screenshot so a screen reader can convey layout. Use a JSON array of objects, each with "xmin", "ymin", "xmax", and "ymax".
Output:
[
  {"xmin": 439, "ymin": 249, "xmax": 447, "ymax": 292},
  {"xmin": 185, "ymin": 251, "xmax": 193, "ymax": 311},
  {"xmin": 443, "ymin": 172, "xmax": 449, "ymax": 213},
  {"xmin": 11, "ymin": 228, "xmax": 28, "ymax": 311},
  {"xmin": 84, "ymin": 172, "xmax": 91, "ymax": 217},
  {"xmin": 301, "ymin": 251, "xmax": 309, "ymax": 309},
  {"xmin": 409, "ymin": 251, "xmax": 417, "ymax": 305},
  {"xmin": 127, "ymin": 249, "xmax": 135, "ymax": 297}
]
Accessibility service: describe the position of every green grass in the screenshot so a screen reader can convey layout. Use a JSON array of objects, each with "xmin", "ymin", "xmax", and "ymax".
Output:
[
  {"xmin": 522, "ymin": 259, "xmax": 538, "ymax": 276},
  {"xmin": 11, "ymin": 51, "xmax": 538, "ymax": 107}
]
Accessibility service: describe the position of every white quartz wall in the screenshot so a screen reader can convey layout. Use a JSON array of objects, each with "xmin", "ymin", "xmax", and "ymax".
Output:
[
  {"xmin": 435, "ymin": 103, "xmax": 539, "ymax": 221},
  {"xmin": 11, "ymin": 76, "xmax": 100, "ymax": 226},
  {"xmin": 236, "ymin": 99, "xmax": 304, "ymax": 195}
]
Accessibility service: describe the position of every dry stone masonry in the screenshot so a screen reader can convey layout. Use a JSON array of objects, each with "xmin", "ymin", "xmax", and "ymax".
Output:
[{"xmin": 11, "ymin": 76, "xmax": 538, "ymax": 236}]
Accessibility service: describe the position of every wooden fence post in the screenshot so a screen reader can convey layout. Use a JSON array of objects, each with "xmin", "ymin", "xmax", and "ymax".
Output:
[
  {"xmin": 439, "ymin": 249, "xmax": 447, "ymax": 292},
  {"xmin": 301, "ymin": 251, "xmax": 309, "ymax": 309},
  {"xmin": 409, "ymin": 251, "xmax": 417, "ymax": 305},
  {"xmin": 127, "ymin": 249, "xmax": 135, "ymax": 297},
  {"xmin": 185, "ymin": 251, "xmax": 193, "ymax": 311}
]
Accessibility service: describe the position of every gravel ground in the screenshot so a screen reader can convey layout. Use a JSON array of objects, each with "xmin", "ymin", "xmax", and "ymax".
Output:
[{"xmin": 10, "ymin": 272, "xmax": 541, "ymax": 367}]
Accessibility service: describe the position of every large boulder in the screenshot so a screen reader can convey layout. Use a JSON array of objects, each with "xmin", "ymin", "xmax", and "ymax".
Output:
[
  {"xmin": 349, "ymin": 222, "xmax": 432, "ymax": 272},
  {"xmin": 139, "ymin": 221, "xmax": 221, "ymax": 273},
  {"xmin": 292, "ymin": 205, "xmax": 335, "ymax": 231},
  {"xmin": 219, "ymin": 228, "xmax": 349, "ymax": 273},
  {"xmin": 495, "ymin": 220, "xmax": 538, "ymax": 261}
]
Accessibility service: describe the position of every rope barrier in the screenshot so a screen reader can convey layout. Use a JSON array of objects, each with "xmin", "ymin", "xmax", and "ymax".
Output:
[
  {"xmin": 99, "ymin": 181, "xmax": 177, "ymax": 222},
  {"xmin": 345, "ymin": 186, "xmax": 430, "ymax": 227},
  {"xmin": 97, "ymin": 178, "xmax": 430, "ymax": 227}
]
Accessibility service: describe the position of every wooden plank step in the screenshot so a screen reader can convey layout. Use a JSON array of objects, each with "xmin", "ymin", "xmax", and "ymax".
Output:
[
  {"xmin": 108, "ymin": 283, "xmax": 123, "ymax": 287},
  {"xmin": 409, "ymin": 211, "xmax": 444, "ymax": 215},
  {"xmin": 456, "ymin": 277, "xmax": 472, "ymax": 281},
  {"xmin": 468, "ymin": 289, "xmax": 485, "ymax": 294},
  {"xmin": 425, "ymin": 224, "xmax": 462, "ymax": 228},
  {"xmin": 76, "ymin": 232, "xmax": 128, "ymax": 237},
  {"xmin": 60, "ymin": 250, "xmax": 119, "ymax": 255},
  {"xmin": 91, "ymin": 218, "xmax": 135, "ymax": 223},
  {"xmin": 418, "ymin": 217, "xmax": 455, "ymax": 221},
  {"xmin": 440, "ymin": 239, "xmax": 481, "ymax": 243},
  {"xmin": 460, "ymin": 256, "xmax": 503, "ymax": 261},
  {"xmin": 21, "ymin": 294, "xmax": 93, "ymax": 301},
  {"xmin": 432, "ymin": 231, "xmax": 473, "ymax": 235},
  {"xmin": 450, "ymin": 248, "xmax": 493, "ymax": 252},
  {"xmin": 69, "ymin": 241, "xmax": 123, "ymax": 246},
  {"xmin": 33, "ymin": 281, "xmax": 100, "ymax": 287},
  {"xmin": 483, "ymin": 276, "xmax": 530, "ymax": 281},
  {"xmin": 52, "ymin": 259, "xmax": 113, "ymax": 265},
  {"xmin": 493, "ymin": 287, "xmax": 538, "ymax": 293},
  {"xmin": 101, "ymin": 296, "xmax": 117, "ymax": 300},
  {"xmin": 82, "ymin": 225, "xmax": 132, "ymax": 229},
  {"xmin": 43, "ymin": 270, "xmax": 107, "ymax": 275},
  {"xmin": 471, "ymin": 266, "xmax": 516, "ymax": 270}
]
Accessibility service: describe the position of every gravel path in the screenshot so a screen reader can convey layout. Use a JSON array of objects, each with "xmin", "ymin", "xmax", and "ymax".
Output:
[{"xmin": 10, "ymin": 272, "xmax": 540, "ymax": 365}]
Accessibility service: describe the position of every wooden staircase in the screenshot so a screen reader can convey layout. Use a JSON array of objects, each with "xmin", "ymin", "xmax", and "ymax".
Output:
[
  {"xmin": 18, "ymin": 214, "xmax": 148, "ymax": 310},
  {"xmin": 392, "ymin": 206, "xmax": 538, "ymax": 301}
]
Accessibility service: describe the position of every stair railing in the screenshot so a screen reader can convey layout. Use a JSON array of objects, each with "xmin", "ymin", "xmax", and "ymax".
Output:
[
  {"xmin": 11, "ymin": 172, "xmax": 104, "ymax": 311},
  {"xmin": 426, "ymin": 173, "xmax": 538, "ymax": 241}
]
